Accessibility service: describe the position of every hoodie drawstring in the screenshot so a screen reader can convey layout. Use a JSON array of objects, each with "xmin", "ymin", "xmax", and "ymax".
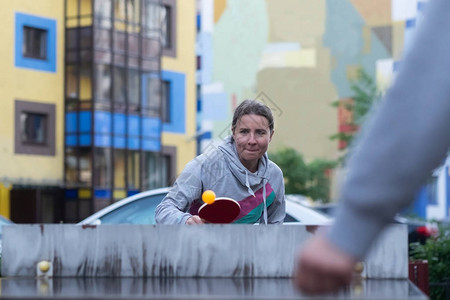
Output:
[
  {"xmin": 262, "ymin": 178, "xmax": 268, "ymax": 224},
  {"xmin": 245, "ymin": 171, "xmax": 256, "ymax": 197}
]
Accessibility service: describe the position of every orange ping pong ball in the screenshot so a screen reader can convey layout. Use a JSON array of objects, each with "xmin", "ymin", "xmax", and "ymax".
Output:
[{"xmin": 202, "ymin": 190, "xmax": 216, "ymax": 204}]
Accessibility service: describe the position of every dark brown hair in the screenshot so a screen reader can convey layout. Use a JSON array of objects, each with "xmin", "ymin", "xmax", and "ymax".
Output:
[{"xmin": 231, "ymin": 99, "xmax": 274, "ymax": 133}]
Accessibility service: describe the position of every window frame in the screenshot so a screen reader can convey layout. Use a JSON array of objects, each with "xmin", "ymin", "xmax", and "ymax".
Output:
[
  {"xmin": 15, "ymin": 12, "xmax": 56, "ymax": 72},
  {"xmin": 427, "ymin": 175, "xmax": 438, "ymax": 205},
  {"xmin": 161, "ymin": 79, "xmax": 171, "ymax": 123},
  {"xmin": 22, "ymin": 26, "xmax": 48, "ymax": 60},
  {"xmin": 15, "ymin": 100, "xmax": 56, "ymax": 156},
  {"xmin": 20, "ymin": 112, "xmax": 48, "ymax": 145},
  {"xmin": 161, "ymin": 0, "xmax": 176, "ymax": 57}
]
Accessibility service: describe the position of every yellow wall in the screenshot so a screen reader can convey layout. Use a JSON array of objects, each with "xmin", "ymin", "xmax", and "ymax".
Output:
[
  {"xmin": 161, "ymin": 0, "xmax": 197, "ymax": 174},
  {"xmin": 263, "ymin": 0, "xmax": 337, "ymax": 161},
  {"xmin": 0, "ymin": 1, "xmax": 65, "ymax": 183}
]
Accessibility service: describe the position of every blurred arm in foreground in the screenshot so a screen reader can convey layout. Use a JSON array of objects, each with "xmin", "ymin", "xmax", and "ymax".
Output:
[{"xmin": 295, "ymin": 0, "xmax": 450, "ymax": 293}]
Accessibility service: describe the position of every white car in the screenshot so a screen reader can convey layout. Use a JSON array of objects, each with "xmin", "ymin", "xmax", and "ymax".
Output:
[
  {"xmin": 78, "ymin": 188, "xmax": 331, "ymax": 225},
  {"xmin": 284, "ymin": 195, "xmax": 331, "ymax": 225},
  {"xmin": 0, "ymin": 215, "xmax": 14, "ymax": 256},
  {"xmin": 79, "ymin": 187, "xmax": 170, "ymax": 225}
]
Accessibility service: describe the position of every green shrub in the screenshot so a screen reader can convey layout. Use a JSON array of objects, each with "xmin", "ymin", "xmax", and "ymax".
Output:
[
  {"xmin": 410, "ymin": 223, "xmax": 450, "ymax": 300},
  {"xmin": 269, "ymin": 148, "xmax": 336, "ymax": 202}
]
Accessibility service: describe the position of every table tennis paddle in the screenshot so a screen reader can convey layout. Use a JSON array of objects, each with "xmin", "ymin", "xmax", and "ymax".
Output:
[{"xmin": 198, "ymin": 190, "xmax": 241, "ymax": 223}]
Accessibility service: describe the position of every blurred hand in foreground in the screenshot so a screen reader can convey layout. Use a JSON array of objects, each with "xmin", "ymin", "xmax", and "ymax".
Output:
[{"xmin": 294, "ymin": 235, "xmax": 357, "ymax": 294}]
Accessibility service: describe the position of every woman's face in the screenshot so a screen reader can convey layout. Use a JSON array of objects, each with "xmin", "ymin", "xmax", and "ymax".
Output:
[{"xmin": 232, "ymin": 114, "xmax": 274, "ymax": 172}]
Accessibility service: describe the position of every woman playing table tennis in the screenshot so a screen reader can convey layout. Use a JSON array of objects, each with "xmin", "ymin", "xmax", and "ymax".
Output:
[{"xmin": 155, "ymin": 99, "xmax": 286, "ymax": 224}]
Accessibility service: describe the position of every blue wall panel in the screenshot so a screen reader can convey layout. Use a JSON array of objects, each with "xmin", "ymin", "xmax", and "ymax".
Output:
[
  {"xmin": 128, "ymin": 115, "xmax": 140, "ymax": 150},
  {"xmin": 65, "ymin": 189, "xmax": 77, "ymax": 199},
  {"xmin": 94, "ymin": 111, "xmax": 111, "ymax": 147},
  {"xmin": 95, "ymin": 111, "xmax": 111, "ymax": 134},
  {"xmin": 142, "ymin": 139, "xmax": 161, "ymax": 151},
  {"xmin": 142, "ymin": 117, "xmax": 161, "ymax": 138},
  {"xmin": 94, "ymin": 189, "xmax": 111, "ymax": 199},
  {"xmin": 114, "ymin": 137, "xmax": 126, "ymax": 149},
  {"xmin": 128, "ymin": 115, "xmax": 140, "ymax": 137},
  {"xmin": 65, "ymin": 135, "xmax": 77, "ymax": 146},
  {"xmin": 95, "ymin": 134, "xmax": 111, "ymax": 147},
  {"xmin": 128, "ymin": 138, "xmax": 140, "ymax": 150},
  {"xmin": 79, "ymin": 112, "xmax": 91, "ymax": 132},
  {"xmin": 65, "ymin": 112, "xmax": 77, "ymax": 133},
  {"xmin": 65, "ymin": 111, "xmax": 164, "ymax": 149},
  {"xmin": 114, "ymin": 113, "xmax": 126, "ymax": 134},
  {"xmin": 410, "ymin": 186, "xmax": 427, "ymax": 218},
  {"xmin": 79, "ymin": 134, "xmax": 91, "ymax": 146}
]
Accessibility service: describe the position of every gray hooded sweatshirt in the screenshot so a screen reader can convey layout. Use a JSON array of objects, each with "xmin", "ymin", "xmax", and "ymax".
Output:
[{"xmin": 155, "ymin": 136, "xmax": 285, "ymax": 224}]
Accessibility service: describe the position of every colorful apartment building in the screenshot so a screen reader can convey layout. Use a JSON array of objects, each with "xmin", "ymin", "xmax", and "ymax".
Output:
[{"xmin": 0, "ymin": 0, "xmax": 196, "ymax": 223}]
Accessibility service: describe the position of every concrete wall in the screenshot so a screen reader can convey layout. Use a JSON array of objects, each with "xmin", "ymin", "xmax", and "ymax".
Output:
[
  {"xmin": 0, "ymin": 277, "xmax": 426, "ymax": 299},
  {"xmin": 3, "ymin": 224, "xmax": 408, "ymax": 279}
]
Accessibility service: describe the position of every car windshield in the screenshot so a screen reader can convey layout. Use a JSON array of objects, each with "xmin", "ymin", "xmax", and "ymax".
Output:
[
  {"xmin": 99, "ymin": 193, "xmax": 167, "ymax": 224},
  {"xmin": 0, "ymin": 216, "xmax": 13, "ymax": 236},
  {"xmin": 284, "ymin": 214, "xmax": 298, "ymax": 223}
]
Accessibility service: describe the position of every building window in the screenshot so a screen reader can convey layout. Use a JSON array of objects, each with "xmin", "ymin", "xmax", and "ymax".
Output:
[
  {"xmin": 162, "ymin": 0, "xmax": 176, "ymax": 57},
  {"xmin": 95, "ymin": 64, "xmax": 112, "ymax": 102},
  {"xmin": 163, "ymin": 146, "xmax": 177, "ymax": 185},
  {"xmin": 79, "ymin": 148, "xmax": 92, "ymax": 184},
  {"xmin": 128, "ymin": 69, "xmax": 140, "ymax": 110},
  {"xmin": 142, "ymin": 152, "xmax": 162, "ymax": 190},
  {"xmin": 143, "ymin": 2, "xmax": 161, "ymax": 40},
  {"xmin": 161, "ymin": 80, "xmax": 171, "ymax": 122},
  {"xmin": 127, "ymin": 150, "xmax": 140, "ymax": 190},
  {"xmin": 114, "ymin": 149, "xmax": 126, "ymax": 189},
  {"xmin": 15, "ymin": 100, "xmax": 56, "ymax": 156},
  {"xmin": 142, "ymin": 146, "xmax": 176, "ymax": 190},
  {"xmin": 161, "ymin": 5, "xmax": 171, "ymax": 48},
  {"xmin": 196, "ymin": 55, "xmax": 201, "ymax": 70},
  {"xmin": 21, "ymin": 112, "xmax": 47, "ymax": 144},
  {"xmin": 15, "ymin": 12, "xmax": 56, "ymax": 72},
  {"xmin": 427, "ymin": 176, "xmax": 438, "ymax": 205},
  {"xmin": 94, "ymin": 147, "xmax": 112, "ymax": 187},
  {"xmin": 23, "ymin": 26, "xmax": 47, "ymax": 59},
  {"xmin": 113, "ymin": 67, "xmax": 126, "ymax": 107},
  {"xmin": 142, "ymin": 74, "xmax": 162, "ymax": 117},
  {"xmin": 65, "ymin": 147, "xmax": 78, "ymax": 184}
]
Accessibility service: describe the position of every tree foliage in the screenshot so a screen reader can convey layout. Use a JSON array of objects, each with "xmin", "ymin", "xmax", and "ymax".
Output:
[
  {"xmin": 347, "ymin": 68, "xmax": 382, "ymax": 125},
  {"xmin": 270, "ymin": 69, "xmax": 380, "ymax": 202},
  {"xmin": 330, "ymin": 68, "xmax": 382, "ymax": 160},
  {"xmin": 269, "ymin": 148, "xmax": 337, "ymax": 202}
]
